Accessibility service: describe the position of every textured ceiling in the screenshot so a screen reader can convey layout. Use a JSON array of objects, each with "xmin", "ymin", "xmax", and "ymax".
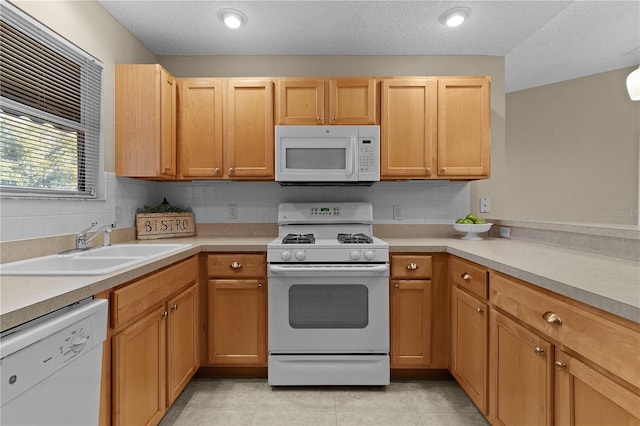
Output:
[{"xmin": 98, "ymin": 1, "xmax": 640, "ymax": 92}]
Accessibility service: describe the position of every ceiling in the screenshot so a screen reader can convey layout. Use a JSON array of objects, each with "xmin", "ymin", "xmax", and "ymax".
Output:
[{"xmin": 98, "ymin": 1, "xmax": 640, "ymax": 92}]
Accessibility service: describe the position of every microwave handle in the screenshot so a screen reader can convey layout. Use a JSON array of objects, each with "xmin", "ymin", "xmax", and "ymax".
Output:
[{"xmin": 348, "ymin": 136, "xmax": 357, "ymax": 176}]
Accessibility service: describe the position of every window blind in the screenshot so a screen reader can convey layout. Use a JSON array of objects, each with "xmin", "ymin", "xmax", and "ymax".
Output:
[{"xmin": 0, "ymin": 1, "xmax": 103, "ymax": 198}]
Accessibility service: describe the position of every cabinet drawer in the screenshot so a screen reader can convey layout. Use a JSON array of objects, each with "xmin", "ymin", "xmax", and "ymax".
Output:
[
  {"xmin": 112, "ymin": 256, "xmax": 197, "ymax": 328},
  {"xmin": 491, "ymin": 271, "xmax": 640, "ymax": 389},
  {"xmin": 208, "ymin": 254, "xmax": 266, "ymax": 278},
  {"xmin": 391, "ymin": 255, "xmax": 432, "ymax": 279},
  {"xmin": 451, "ymin": 257, "xmax": 488, "ymax": 299}
]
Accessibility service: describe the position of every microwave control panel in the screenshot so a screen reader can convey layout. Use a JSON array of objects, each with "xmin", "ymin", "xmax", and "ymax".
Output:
[
  {"xmin": 357, "ymin": 129, "xmax": 380, "ymax": 181},
  {"xmin": 359, "ymin": 140, "xmax": 375, "ymax": 173}
]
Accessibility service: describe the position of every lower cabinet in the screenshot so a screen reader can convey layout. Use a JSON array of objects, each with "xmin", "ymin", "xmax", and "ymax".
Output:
[
  {"xmin": 389, "ymin": 253, "xmax": 448, "ymax": 369},
  {"xmin": 111, "ymin": 257, "xmax": 199, "ymax": 426},
  {"xmin": 489, "ymin": 310, "xmax": 554, "ymax": 426},
  {"xmin": 206, "ymin": 253, "xmax": 267, "ymax": 366}
]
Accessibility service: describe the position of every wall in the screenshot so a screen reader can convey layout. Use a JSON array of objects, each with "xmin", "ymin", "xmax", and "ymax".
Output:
[
  {"xmin": 0, "ymin": 1, "xmax": 158, "ymax": 242},
  {"xmin": 505, "ymin": 67, "xmax": 640, "ymax": 225}
]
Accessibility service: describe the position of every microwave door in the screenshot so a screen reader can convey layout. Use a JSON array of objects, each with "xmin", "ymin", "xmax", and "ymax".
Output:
[{"xmin": 278, "ymin": 137, "xmax": 356, "ymax": 181}]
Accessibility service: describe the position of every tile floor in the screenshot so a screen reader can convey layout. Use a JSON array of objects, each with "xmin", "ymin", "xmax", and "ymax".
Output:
[{"xmin": 159, "ymin": 378, "xmax": 488, "ymax": 426}]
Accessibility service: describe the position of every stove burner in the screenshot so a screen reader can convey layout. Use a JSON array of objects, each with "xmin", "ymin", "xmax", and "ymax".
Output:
[
  {"xmin": 337, "ymin": 233, "xmax": 374, "ymax": 244},
  {"xmin": 282, "ymin": 233, "xmax": 316, "ymax": 244}
]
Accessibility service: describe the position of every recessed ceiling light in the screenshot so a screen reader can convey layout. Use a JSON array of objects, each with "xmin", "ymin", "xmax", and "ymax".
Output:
[
  {"xmin": 218, "ymin": 8, "xmax": 247, "ymax": 29},
  {"xmin": 439, "ymin": 7, "xmax": 472, "ymax": 28}
]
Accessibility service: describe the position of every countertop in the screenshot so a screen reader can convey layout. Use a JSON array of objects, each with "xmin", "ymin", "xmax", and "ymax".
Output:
[{"xmin": 1, "ymin": 236, "xmax": 638, "ymax": 332}]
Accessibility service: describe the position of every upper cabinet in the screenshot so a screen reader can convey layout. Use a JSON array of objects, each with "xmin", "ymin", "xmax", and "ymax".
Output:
[
  {"xmin": 115, "ymin": 64, "xmax": 177, "ymax": 178},
  {"xmin": 276, "ymin": 78, "xmax": 377, "ymax": 125},
  {"xmin": 381, "ymin": 76, "xmax": 491, "ymax": 180},
  {"xmin": 437, "ymin": 77, "xmax": 491, "ymax": 179},
  {"xmin": 177, "ymin": 78, "xmax": 274, "ymax": 180}
]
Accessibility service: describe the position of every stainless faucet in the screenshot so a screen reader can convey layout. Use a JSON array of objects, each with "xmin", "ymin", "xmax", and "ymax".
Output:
[{"xmin": 76, "ymin": 221, "xmax": 114, "ymax": 249}]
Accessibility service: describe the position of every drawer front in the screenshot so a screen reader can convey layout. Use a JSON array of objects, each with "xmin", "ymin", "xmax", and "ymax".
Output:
[
  {"xmin": 391, "ymin": 255, "xmax": 432, "ymax": 279},
  {"xmin": 491, "ymin": 271, "xmax": 640, "ymax": 389},
  {"xmin": 112, "ymin": 256, "xmax": 198, "ymax": 328},
  {"xmin": 451, "ymin": 257, "xmax": 488, "ymax": 299},
  {"xmin": 208, "ymin": 253, "xmax": 266, "ymax": 278}
]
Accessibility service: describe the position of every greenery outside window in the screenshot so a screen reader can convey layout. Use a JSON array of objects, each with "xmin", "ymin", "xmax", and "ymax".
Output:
[{"xmin": 0, "ymin": 1, "xmax": 103, "ymax": 198}]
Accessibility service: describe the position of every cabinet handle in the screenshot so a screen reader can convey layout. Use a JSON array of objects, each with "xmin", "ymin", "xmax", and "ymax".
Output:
[
  {"xmin": 542, "ymin": 311, "xmax": 563, "ymax": 325},
  {"xmin": 214, "ymin": 168, "xmax": 221, "ymax": 175},
  {"xmin": 258, "ymin": 283, "xmax": 263, "ymax": 289},
  {"xmin": 228, "ymin": 168, "xmax": 234, "ymax": 175},
  {"xmin": 554, "ymin": 361, "xmax": 567, "ymax": 369},
  {"xmin": 533, "ymin": 346, "xmax": 545, "ymax": 356},
  {"xmin": 394, "ymin": 283, "xmax": 399, "ymax": 289},
  {"xmin": 406, "ymin": 263, "xmax": 418, "ymax": 271},
  {"xmin": 475, "ymin": 307, "xmax": 483, "ymax": 314},
  {"xmin": 171, "ymin": 304, "xmax": 178, "ymax": 311},
  {"xmin": 440, "ymin": 167, "xmax": 446, "ymax": 173},
  {"xmin": 316, "ymin": 116, "xmax": 322, "ymax": 122},
  {"xmin": 425, "ymin": 167, "xmax": 431, "ymax": 175},
  {"xmin": 164, "ymin": 165, "xmax": 171, "ymax": 172},
  {"xmin": 230, "ymin": 261, "xmax": 242, "ymax": 270},
  {"xmin": 461, "ymin": 272, "xmax": 471, "ymax": 282},
  {"xmin": 331, "ymin": 115, "xmax": 337, "ymax": 121},
  {"xmin": 161, "ymin": 311, "xmax": 168, "ymax": 318}
]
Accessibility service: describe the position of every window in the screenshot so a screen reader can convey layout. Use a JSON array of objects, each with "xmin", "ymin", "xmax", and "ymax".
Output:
[{"xmin": 0, "ymin": 1, "xmax": 103, "ymax": 198}]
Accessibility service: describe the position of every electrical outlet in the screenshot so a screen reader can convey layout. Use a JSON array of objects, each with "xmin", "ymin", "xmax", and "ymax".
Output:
[
  {"xmin": 393, "ymin": 204, "xmax": 402, "ymax": 220},
  {"xmin": 228, "ymin": 204, "xmax": 238, "ymax": 220},
  {"xmin": 480, "ymin": 197, "xmax": 490, "ymax": 213},
  {"xmin": 499, "ymin": 226, "xmax": 511, "ymax": 239}
]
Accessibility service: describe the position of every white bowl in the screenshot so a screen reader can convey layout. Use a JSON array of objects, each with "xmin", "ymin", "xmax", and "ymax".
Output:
[{"xmin": 453, "ymin": 223, "xmax": 493, "ymax": 240}]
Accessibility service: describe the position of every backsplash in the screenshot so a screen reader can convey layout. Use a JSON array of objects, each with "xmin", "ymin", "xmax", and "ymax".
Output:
[{"xmin": 0, "ymin": 175, "xmax": 469, "ymax": 242}]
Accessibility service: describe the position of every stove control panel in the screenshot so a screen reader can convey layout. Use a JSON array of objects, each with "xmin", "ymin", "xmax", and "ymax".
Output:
[
  {"xmin": 270, "ymin": 248, "xmax": 385, "ymax": 263},
  {"xmin": 310, "ymin": 207, "xmax": 340, "ymax": 216}
]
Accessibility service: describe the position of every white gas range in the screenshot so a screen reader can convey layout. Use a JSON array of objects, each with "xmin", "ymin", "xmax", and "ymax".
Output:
[{"xmin": 267, "ymin": 202, "xmax": 390, "ymax": 386}]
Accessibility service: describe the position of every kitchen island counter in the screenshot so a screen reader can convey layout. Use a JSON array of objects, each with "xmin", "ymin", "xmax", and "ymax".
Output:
[{"xmin": 1, "ymin": 236, "xmax": 638, "ymax": 331}]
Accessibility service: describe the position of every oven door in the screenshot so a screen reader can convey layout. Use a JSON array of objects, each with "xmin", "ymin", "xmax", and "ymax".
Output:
[
  {"xmin": 275, "ymin": 126, "xmax": 357, "ymax": 182},
  {"xmin": 268, "ymin": 264, "xmax": 389, "ymax": 353}
]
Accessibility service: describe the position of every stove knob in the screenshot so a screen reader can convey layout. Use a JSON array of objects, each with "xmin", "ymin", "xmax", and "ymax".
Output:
[
  {"xmin": 295, "ymin": 250, "xmax": 306, "ymax": 261},
  {"xmin": 281, "ymin": 250, "xmax": 292, "ymax": 261},
  {"xmin": 364, "ymin": 250, "xmax": 376, "ymax": 261},
  {"xmin": 350, "ymin": 250, "xmax": 362, "ymax": 261}
]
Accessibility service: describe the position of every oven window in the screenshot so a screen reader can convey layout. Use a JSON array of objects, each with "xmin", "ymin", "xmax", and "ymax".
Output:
[
  {"xmin": 285, "ymin": 148, "xmax": 346, "ymax": 170},
  {"xmin": 289, "ymin": 284, "xmax": 368, "ymax": 328}
]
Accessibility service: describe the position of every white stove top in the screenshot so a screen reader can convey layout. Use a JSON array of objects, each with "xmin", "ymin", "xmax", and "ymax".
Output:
[{"xmin": 268, "ymin": 202, "xmax": 388, "ymax": 263}]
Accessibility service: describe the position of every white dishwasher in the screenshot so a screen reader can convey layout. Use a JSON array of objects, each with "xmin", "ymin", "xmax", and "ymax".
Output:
[{"xmin": 1, "ymin": 298, "xmax": 108, "ymax": 426}]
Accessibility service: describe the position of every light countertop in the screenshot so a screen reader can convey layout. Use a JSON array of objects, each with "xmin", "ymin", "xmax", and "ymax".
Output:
[{"xmin": 1, "ymin": 236, "xmax": 638, "ymax": 332}]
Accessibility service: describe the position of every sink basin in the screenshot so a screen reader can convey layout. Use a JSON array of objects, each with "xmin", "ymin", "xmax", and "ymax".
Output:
[
  {"xmin": 75, "ymin": 244, "xmax": 190, "ymax": 259},
  {"xmin": 0, "ymin": 243, "xmax": 191, "ymax": 276}
]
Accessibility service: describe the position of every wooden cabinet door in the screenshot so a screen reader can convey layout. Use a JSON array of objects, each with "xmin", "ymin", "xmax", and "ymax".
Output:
[
  {"xmin": 381, "ymin": 78, "xmax": 437, "ymax": 178},
  {"xmin": 166, "ymin": 283, "xmax": 199, "ymax": 406},
  {"xmin": 112, "ymin": 305, "xmax": 166, "ymax": 426},
  {"xmin": 276, "ymin": 79, "xmax": 325, "ymax": 125},
  {"xmin": 390, "ymin": 279, "xmax": 432, "ymax": 368},
  {"xmin": 490, "ymin": 310, "xmax": 553, "ymax": 426},
  {"xmin": 451, "ymin": 286, "xmax": 488, "ymax": 414},
  {"xmin": 115, "ymin": 64, "xmax": 176, "ymax": 178},
  {"xmin": 226, "ymin": 79, "xmax": 274, "ymax": 179},
  {"xmin": 555, "ymin": 350, "xmax": 640, "ymax": 425},
  {"xmin": 207, "ymin": 279, "xmax": 266, "ymax": 365},
  {"xmin": 329, "ymin": 78, "xmax": 377, "ymax": 124},
  {"xmin": 437, "ymin": 77, "xmax": 490, "ymax": 178},
  {"xmin": 177, "ymin": 78, "xmax": 223, "ymax": 178}
]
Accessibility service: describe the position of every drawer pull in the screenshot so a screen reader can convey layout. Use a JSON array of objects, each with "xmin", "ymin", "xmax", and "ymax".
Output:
[
  {"xmin": 461, "ymin": 272, "xmax": 471, "ymax": 281},
  {"xmin": 475, "ymin": 307, "xmax": 483, "ymax": 314},
  {"xmin": 171, "ymin": 304, "xmax": 178, "ymax": 311},
  {"xmin": 394, "ymin": 283, "xmax": 400, "ymax": 289},
  {"xmin": 534, "ymin": 346, "xmax": 545, "ymax": 356},
  {"xmin": 542, "ymin": 311, "xmax": 563, "ymax": 325},
  {"xmin": 554, "ymin": 361, "xmax": 567, "ymax": 369},
  {"xmin": 230, "ymin": 261, "xmax": 242, "ymax": 270},
  {"xmin": 258, "ymin": 283, "xmax": 263, "ymax": 289},
  {"xmin": 406, "ymin": 263, "xmax": 418, "ymax": 271},
  {"xmin": 161, "ymin": 311, "xmax": 169, "ymax": 318}
]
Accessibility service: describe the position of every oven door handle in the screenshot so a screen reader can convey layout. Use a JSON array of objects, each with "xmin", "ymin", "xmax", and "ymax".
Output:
[{"xmin": 269, "ymin": 264, "xmax": 389, "ymax": 275}]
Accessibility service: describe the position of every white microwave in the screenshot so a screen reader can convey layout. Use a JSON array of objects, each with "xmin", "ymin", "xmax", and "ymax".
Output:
[{"xmin": 275, "ymin": 125, "xmax": 380, "ymax": 184}]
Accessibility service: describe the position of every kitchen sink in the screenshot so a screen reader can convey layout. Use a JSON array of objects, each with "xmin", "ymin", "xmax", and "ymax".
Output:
[{"xmin": 0, "ymin": 243, "xmax": 191, "ymax": 276}]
